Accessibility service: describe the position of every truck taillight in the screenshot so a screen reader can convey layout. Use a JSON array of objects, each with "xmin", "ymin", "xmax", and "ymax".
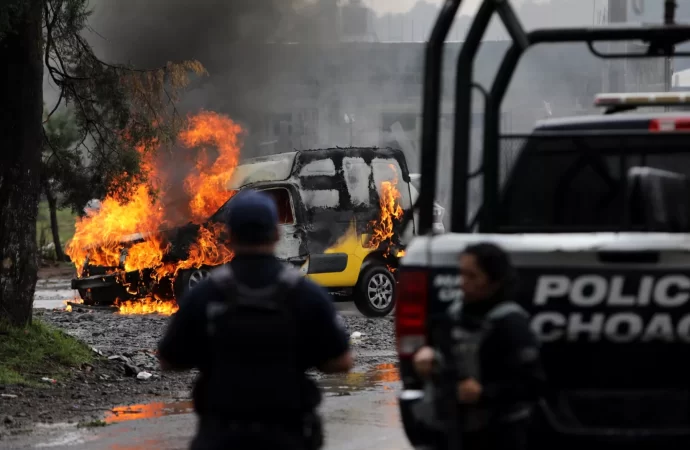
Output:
[
  {"xmin": 395, "ymin": 270, "xmax": 429, "ymax": 359},
  {"xmin": 649, "ymin": 118, "xmax": 690, "ymax": 131}
]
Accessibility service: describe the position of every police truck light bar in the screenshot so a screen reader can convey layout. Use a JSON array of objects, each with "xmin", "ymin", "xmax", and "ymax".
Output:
[{"xmin": 594, "ymin": 92, "xmax": 690, "ymax": 107}]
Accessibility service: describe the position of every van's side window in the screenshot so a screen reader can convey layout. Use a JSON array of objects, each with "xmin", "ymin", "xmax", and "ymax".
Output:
[{"xmin": 262, "ymin": 188, "xmax": 295, "ymax": 225}]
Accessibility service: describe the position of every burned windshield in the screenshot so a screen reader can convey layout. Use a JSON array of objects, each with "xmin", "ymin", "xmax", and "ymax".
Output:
[
  {"xmin": 209, "ymin": 190, "xmax": 240, "ymax": 223},
  {"xmin": 497, "ymin": 133, "xmax": 690, "ymax": 232},
  {"xmin": 228, "ymin": 153, "xmax": 297, "ymax": 189}
]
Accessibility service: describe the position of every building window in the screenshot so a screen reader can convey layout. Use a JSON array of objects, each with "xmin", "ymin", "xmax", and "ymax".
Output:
[
  {"xmin": 381, "ymin": 112, "xmax": 417, "ymax": 131},
  {"xmin": 296, "ymin": 108, "xmax": 319, "ymax": 137},
  {"xmin": 265, "ymin": 113, "xmax": 292, "ymax": 136}
]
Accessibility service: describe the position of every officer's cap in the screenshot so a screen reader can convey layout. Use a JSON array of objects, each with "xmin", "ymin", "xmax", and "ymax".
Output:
[{"xmin": 225, "ymin": 189, "xmax": 279, "ymax": 244}]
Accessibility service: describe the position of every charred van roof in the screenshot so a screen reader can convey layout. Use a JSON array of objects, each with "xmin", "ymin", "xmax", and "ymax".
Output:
[
  {"xmin": 235, "ymin": 147, "xmax": 412, "ymax": 190},
  {"xmin": 534, "ymin": 111, "xmax": 690, "ymax": 131},
  {"xmin": 295, "ymin": 147, "xmax": 411, "ymax": 181},
  {"xmin": 240, "ymin": 147, "xmax": 409, "ymax": 176}
]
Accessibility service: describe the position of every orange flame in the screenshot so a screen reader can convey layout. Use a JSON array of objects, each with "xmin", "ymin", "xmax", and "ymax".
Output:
[
  {"xmin": 124, "ymin": 235, "xmax": 170, "ymax": 273},
  {"xmin": 180, "ymin": 111, "xmax": 243, "ymax": 222},
  {"xmin": 368, "ymin": 165, "xmax": 404, "ymax": 250},
  {"xmin": 65, "ymin": 111, "xmax": 243, "ymax": 315},
  {"xmin": 63, "ymin": 297, "xmax": 83, "ymax": 312},
  {"xmin": 115, "ymin": 297, "xmax": 179, "ymax": 316},
  {"xmin": 68, "ymin": 184, "xmax": 164, "ymax": 275}
]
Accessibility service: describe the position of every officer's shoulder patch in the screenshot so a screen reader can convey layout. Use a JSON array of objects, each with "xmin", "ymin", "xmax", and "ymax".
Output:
[
  {"xmin": 487, "ymin": 302, "xmax": 528, "ymax": 321},
  {"xmin": 210, "ymin": 264, "xmax": 234, "ymax": 284}
]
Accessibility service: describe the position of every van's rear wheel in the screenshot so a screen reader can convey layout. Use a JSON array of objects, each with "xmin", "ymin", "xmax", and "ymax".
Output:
[
  {"xmin": 353, "ymin": 265, "xmax": 396, "ymax": 317},
  {"xmin": 173, "ymin": 267, "xmax": 211, "ymax": 300}
]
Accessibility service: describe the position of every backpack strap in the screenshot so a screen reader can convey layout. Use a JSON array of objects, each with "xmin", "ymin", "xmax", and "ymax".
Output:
[{"xmin": 207, "ymin": 265, "xmax": 236, "ymax": 336}]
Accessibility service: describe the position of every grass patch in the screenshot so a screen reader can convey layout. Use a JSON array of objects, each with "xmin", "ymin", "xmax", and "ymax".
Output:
[
  {"xmin": 36, "ymin": 200, "xmax": 76, "ymax": 251},
  {"xmin": 0, "ymin": 319, "xmax": 93, "ymax": 386},
  {"xmin": 78, "ymin": 419, "xmax": 108, "ymax": 428}
]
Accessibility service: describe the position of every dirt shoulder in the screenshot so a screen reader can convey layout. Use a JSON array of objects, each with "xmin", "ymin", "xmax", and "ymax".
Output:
[
  {"xmin": 0, "ymin": 310, "xmax": 195, "ymax": 438},
  {"xmin": 37, "ymin": 262, "xmax": 77, "ymax": 280},
  {"xmin": 0, "ymin": 307, "xmax": 396, "ymax": 438}
]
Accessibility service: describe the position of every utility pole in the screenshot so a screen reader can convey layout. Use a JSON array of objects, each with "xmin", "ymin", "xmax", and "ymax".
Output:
[
  {"xmin": 608, "ymin": 0, "xmax": 627, "ymax": 92},
  {"xmin": 663, "ymin": 0, "xmax": 677, "ymax": 110},
  {"xmin": 664, "ymin": 0, "xmax": 676, "ymax": 95}
]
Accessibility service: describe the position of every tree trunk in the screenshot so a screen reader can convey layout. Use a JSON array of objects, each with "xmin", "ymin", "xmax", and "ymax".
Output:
[
  {"xmin": 43, "ymin": 180, "xmax": 66, "ymax": 261},
  {"xmin": 0, "ymin": 0, "xmax": 45, "ymax": 326}
]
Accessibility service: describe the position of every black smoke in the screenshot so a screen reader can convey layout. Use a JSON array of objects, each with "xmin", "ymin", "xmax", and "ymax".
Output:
[{"xmin": 85, "ymin": 0, "xmax": 337, "ymax": 153}]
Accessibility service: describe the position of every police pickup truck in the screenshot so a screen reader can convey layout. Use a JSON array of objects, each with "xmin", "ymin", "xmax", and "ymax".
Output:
[
  {"xmin": 394, "ymin": 0, "xmax": 690, "ymax": 447},
  {"xmin": 398, "ymin": 95, "xmax": 690, "ymax": 449}
]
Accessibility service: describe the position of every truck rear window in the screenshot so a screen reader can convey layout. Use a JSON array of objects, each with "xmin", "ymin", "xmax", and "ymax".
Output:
[{"xmin": 498, "ymin": 133, "xmax": 690, "ymax": 231}]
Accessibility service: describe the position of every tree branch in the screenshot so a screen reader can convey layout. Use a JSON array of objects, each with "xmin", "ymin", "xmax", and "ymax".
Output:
[
  {"xmin": 42, "ymin": 126, "xmax": 66, "ymax": 169},
  {"xmin": 43, "ymin": 88, "xmax": 64, "ymax": 123}
]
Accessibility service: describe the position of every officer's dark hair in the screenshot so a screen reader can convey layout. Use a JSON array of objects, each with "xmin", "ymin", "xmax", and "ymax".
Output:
[{"xmin": 462, "ymin": 242, "xmax": 518, "ymax": 295}]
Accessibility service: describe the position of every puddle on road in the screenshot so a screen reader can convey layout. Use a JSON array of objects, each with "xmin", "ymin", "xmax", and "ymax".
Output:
[
  {"xmin": 320, "ymin": 363, "xmax": 400, "ymax": 396},
  {"xmin": 103, "ymin": 401, "xmax": 194, "ymax": 424},
  {"xmin": 99, "ymin": 364, "xmax": 398, "ymax": 424}
]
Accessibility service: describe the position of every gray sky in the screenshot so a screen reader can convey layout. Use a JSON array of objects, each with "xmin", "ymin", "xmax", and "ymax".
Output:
[{"xmin": 368, "ymin": 0, "xmax": 482, "ymax": 15}]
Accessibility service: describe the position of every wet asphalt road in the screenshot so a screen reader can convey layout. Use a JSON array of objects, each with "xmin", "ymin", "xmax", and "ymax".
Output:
[
  {"xmin": 33, "ymin": 278, "xmax": 76, "ymax": 310},
  {"xmin": 10, "ymin": 280, "xmax": 413, "ymax": 449},
  {"xmin": 4, "ymin": 380, "xmax": 410, "ymax": 449},
  {"xmin": 5, "ymin": 390, "xmax": 410, "ymax": 450}
]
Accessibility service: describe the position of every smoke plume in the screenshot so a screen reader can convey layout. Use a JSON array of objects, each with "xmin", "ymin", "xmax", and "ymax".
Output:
[
  {"xmin": 80, "ymin": 1, "xmax": 619, "ymax": 226},
  {"xmin": 85, "ymin": 0, "xmax": 335, "ymax": 153}
]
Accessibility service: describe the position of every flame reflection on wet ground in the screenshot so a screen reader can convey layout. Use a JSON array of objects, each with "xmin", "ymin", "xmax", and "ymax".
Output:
[
  {"xmin": 320, "ymin": 363, "xmax": 400, "ymax": 396},
  {"xmin": 103, "ymin": 401, "xmax": 193, "ymax": 424},
  {"xmin": 101, "ymin": 364, "xmax": 399, "ymax": 425}
]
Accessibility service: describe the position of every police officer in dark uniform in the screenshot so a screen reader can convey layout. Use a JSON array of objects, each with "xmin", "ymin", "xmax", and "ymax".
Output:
[
  {"xmin": 413, "ymin": 242, "xmax": 545, "ymax": 450},
  {"xmin": 158, "ymin": 189, "xmax": 353, "ymax": 450}
]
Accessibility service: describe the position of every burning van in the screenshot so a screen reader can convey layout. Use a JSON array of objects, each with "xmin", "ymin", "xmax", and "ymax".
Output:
[{"xmin": 70, "ymin": 147, "xmax": 443, "ymax": 317}]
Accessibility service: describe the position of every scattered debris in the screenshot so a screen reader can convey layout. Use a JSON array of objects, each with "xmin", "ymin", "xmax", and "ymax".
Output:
[
  {"xmin": 350, "ymin": 331, "xmax": 364, "ymax": 344},
  {"xmin": 108, "ymin": 355, "xmax": 131, "ymax": 363},
  {"xmin": 124, "ymin": 364, "xmax": 140, "ymax": 377},
  {"xmin": 41, "ymin": 377, "xmax": 57, "ymax": 384},
  {"xmin": 10, "ymin": 307, "xmax": 394, "ymax": 430},
  {"xmin": 136, "ymin": 372, "xmax": 152, "ymax": 381}
]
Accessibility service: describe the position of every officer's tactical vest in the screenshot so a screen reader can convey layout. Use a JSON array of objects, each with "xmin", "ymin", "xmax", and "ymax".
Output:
[
  {"xmin": 451, "ymin": 301, "xmax": 529, "ymax": 431},
  {"xmin": 202, "ymin": 264, "xmax": 305, "ymax": 421},
  {"xmin": 413, "ymin": 301, "xmax": 530, "ymax": 431}
]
